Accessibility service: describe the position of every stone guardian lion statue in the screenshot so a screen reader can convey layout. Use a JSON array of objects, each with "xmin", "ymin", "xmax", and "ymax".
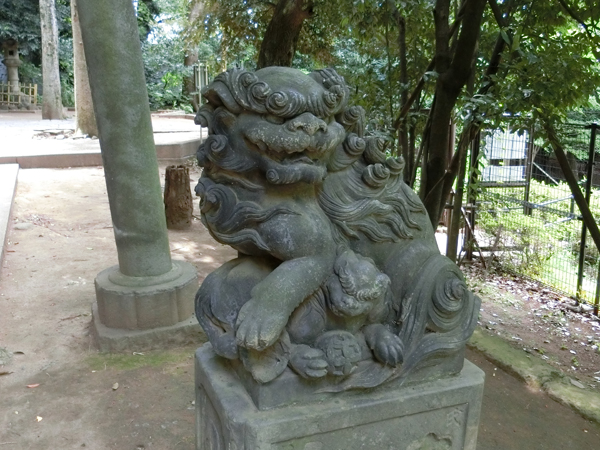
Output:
[{"xmin": 193, "ymin": 66, "xmax": 480, "ymax": 390}]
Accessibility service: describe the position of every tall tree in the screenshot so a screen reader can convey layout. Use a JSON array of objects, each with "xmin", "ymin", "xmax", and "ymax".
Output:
[
  {"xmin": 182, "ymin": 0, "xmax": 205, "ymax": 111},
  {"xmin": 70, "ymin": 0, "xmax": 97, "ymax": 136},
  {"xmin": 39, "ymin": 0, "xmax": 63, "ymax": 119},
  {"xmin": 257, "ymin": 0, "xmax": 314, "ymax": 68},
  {"xmin": 419, "ymin": 0, "xmax": 486, "ymax": 226},
  {"xmin": 179, "ymin": 0, "xmax": 600, "ymax": 229}
]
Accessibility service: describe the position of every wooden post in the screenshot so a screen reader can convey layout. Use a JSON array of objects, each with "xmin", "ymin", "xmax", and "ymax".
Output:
[{"xmin": 164, "ymin": 165, "xmax": 193, "ymax": 230}]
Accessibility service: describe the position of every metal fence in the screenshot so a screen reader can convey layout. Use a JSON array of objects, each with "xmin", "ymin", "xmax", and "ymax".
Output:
[{"xmin": 467, "ymin": 123, "xmax": 600, "ymax": 314}]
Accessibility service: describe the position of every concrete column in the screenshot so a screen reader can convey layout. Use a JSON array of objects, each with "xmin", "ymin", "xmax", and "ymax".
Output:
[{"xmin": 77, "ymin": 0, "xmax": 199, "ymax": 351}]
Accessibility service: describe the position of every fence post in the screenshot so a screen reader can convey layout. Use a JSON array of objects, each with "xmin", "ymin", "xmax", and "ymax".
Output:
[
  {"xmin": 523, "ymin": 127, "xmax": 534, "ymax": 215},
  {"xmin": 588, "ymin": 123, "xmax": 600, "ymax": 315},
  {"xmin": 465, "ymin": 131, "xmax": 481, "ymax": 261},
  {"xmin": 577, "ymin": 124, "xmax": 597, "ymax": 300}
]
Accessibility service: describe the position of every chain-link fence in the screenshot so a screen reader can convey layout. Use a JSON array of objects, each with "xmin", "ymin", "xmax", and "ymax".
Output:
[{"xmin": 468, "ymin": 123, "xmax": 600, "ymax": 314}]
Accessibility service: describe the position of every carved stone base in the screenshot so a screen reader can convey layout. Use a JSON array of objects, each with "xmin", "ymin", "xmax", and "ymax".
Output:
[
  {"xmin": 95, "ymin": 260, "xmax": 198, "ymax": 330},
  {"xmin": 91, "ymin": 303, "xmax": 205, "ymax": 352},
  {"xmin": 195, "ymin": 345, "xmax": 484, "ymax": 450}
]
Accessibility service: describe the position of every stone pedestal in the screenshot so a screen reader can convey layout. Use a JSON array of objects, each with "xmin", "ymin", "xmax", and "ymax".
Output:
[
  {"xmin": 195, "ymin": 345, "xmax": 484, "ymax": 450},
  {"xmin": 91, "ymin": 260, "xmax": 201, "ymax": 352},
  {"xmin": 95, "ymin": 260, "xmax": 197, "ymax": 330}
]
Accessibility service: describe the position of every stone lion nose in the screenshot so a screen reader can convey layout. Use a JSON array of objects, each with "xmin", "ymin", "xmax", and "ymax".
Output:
[{"xmin": 286, "ymin": 112, "xmax": 328, "ymax": 136}]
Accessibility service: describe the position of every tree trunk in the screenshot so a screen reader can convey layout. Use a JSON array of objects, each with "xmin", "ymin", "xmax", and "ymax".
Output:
[
  {"xmin": 71, "ymin": 0, "xmax": 97, "ymax": 136},
  {"xmin": 183, "ymin": 0, "xmax": 205, "ymax": 111},
  {"xmin": 421, "ymin": 0, "xmax": 486, "ymax": 227},
  {"xmin": 433, "ymin": 0, "xmax": 519, "ymax": 228},
  {"xmin": 164, "ymin": 165, "xmax": 193, "ymax": 230},
  {"xmin": 183, "ymin": 51, "xmax": 199, "ymax": 111},
  {"xmin": 387, "ymin": 1, "xmax": 411, "ymax": 178},
  {"xmin": 39, "ymin": 0, "xmax": 64, "ymax": 120},
  {"xmin": 257, "ymin": 0, "xmax": 314, "ymax": 68}
]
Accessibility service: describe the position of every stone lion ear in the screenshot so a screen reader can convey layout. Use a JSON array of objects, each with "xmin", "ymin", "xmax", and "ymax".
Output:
[
  {"xmin": 195, "ymin": 104, "xmax": 214, "ymax": 129},
  {"xmin": 212, "ymin": 108, "xmax": 237, "ymax": 135},
  {"xmin": 308, "ymin": 70, "xmax": 325, "ymax": 85},
  {"xmin": 203, "ymin": 81, "xmax": 244, "ymax": 115}
]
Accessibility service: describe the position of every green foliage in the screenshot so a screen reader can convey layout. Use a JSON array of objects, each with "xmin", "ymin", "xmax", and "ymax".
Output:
[
  {"xmin": 137, "ymin": 0, "xmax": 161, "ymax": 41},
  {"xmin": 0, "ymin": 0, "xmax": 41, "ymax": 59},
  {"xmin": 142, "ymin": 12, "xmax": 191, "ymax": 111},
  {"xmin": 477, "ymin": 191, "xmax": 561, "ymax": 276},
  {"xmin": 58, "ymin": 35, "xmax": 74, "ymax": 107},
  {"xmin": 18, "ymin": 60, "xmax": 41, "ymax": 85}
]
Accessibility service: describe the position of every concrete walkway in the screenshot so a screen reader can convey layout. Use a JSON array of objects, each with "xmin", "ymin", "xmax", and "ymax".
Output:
[
  {"xmin": 0, "ymin": 110, "xmax": 202, "ymax": 167},
  {"xmin": 0, "ymin": 110, "xmax": 202, "ymax": 271}
]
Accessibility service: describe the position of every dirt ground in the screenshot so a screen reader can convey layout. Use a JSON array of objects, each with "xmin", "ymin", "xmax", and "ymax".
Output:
[
  {"xmin": 0, "ymin": 164, "xmax": 235, "ymax": 449},
  {"xmin": 1, "ymin": 165, "xmax": 600, "ymax": 449},
  {"xmin": 464, "ymin": 263, "xmax": 600, "ymax": 390}
]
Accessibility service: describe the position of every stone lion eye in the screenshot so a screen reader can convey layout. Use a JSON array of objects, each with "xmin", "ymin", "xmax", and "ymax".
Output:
[{"xmin": 264, "ymin": 114, "xmax": 285, "ymax": 125}]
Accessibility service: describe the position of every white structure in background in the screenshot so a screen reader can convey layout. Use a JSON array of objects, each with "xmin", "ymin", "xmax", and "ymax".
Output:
[
  {"xmin": 482, "ymin": 128, "xmax": 529, "ymax": 183},
  {"xmin": 0, "ymin": 57, "xmax": 7, "ymax": 82}
]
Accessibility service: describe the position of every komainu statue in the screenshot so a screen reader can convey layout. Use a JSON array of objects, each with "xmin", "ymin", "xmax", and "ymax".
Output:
[{"xmin": 193, "ymin": 67, "xmax": 480, "ymax": 390}]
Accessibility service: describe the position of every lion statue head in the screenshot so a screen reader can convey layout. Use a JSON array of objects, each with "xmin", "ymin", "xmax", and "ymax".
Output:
[{"xmin": 194, "ymin": 66, "xmax": 363, "ymax": 185}]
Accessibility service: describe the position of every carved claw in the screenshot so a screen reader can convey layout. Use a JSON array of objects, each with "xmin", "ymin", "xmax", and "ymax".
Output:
[
  {"xmin": 211, "ymin": 331, "xmax": 239, "ymax": 360},
  {"xmin": 289, "ymin": 345, "xmax": 328, "ymax": 379},
  {"xmin": 364, "ymin": 324, "xmax": 404, "ymax": 366},
  {"xmin": 235, "ymin": 298, "xmax": 288, "ymax": 351}
]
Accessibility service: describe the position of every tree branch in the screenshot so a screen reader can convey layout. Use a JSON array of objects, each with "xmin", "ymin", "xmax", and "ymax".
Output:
[
  {"xmin": 392, "ymin": 1, "xmax": 467, "ymax": 129},
  {"xmin": 557, "ymin": 0, "xmax": 600, "ymax": 60},
  {"xmin": 487, "ymin": 0, "xmax": 507, "ymax": 27}
]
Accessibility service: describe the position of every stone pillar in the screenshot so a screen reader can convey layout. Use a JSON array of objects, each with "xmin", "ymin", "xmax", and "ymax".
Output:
[
  {"xmin": 2, "ymin": 40, "xmax": 21, "ymax": 94},
  {"xmin": 76, "ymin": 0, "xmax": 199, "ymax": 351}
]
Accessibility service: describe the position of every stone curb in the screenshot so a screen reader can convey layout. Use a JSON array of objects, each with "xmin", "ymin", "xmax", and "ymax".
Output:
[
  {"xmin": 0, "ymin": 164, "xmax": 19, "ymax": 274},
  {"xmin": 0, "ymin": 140, "xmax": 199, "ymax": 169},
  {"xmin": 468, "ymin": 328, "xmax": 600, "ymax": 424}
]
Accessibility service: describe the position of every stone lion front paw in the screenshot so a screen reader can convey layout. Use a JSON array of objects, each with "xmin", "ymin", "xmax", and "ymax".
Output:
[
  {"xmin": 364, "ymin": 324, "xmax": 404, "ymax": 366},
  {"xmin": 235, "ymin": 298, "xmax": 288, "ymax": 351},
  {"xmin": 289, "ymin": 345, "xmax": 328, "ymax": 379}
]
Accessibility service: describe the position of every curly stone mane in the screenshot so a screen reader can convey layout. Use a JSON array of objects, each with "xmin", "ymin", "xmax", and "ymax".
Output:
[{"xmin": 195, "ymin": 67, "xmax": 425, "ymax": 246}]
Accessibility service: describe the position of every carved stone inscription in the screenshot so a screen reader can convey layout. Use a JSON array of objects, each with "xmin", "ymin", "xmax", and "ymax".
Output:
[{"xmin": 272, "ymin": 404, "xmax": 466, "ymax": 450}]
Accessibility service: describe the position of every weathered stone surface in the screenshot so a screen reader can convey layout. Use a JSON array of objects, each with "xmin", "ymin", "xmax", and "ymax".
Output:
[
  {"xmin": 164, "ymin": 165, "xmax": 193, "ymax": 230},
  {"xmin": 95, "ymin": 260, "xmax": 197, "ymax": 330},
  {"xmin": 92, "ymin": 303, "xmax": 204, "ymax": 353},
  {"xmin": 77, "ymin": 0, "xmax": 172, "ymax": 279},
  {"xmin": 193, "ymin": 66, "xmax": 481, "ymax": 390},
  {"xmin": 195, "ymin": 345, "xmax": 484, "ymax": 450}
]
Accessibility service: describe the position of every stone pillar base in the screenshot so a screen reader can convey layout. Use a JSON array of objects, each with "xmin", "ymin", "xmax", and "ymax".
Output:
[
  {"xmin": 93, "ymin": 260, "xmax": 200, "ymax": 352},
  {"xmin": 195, "ymin": 345, "xmax": 484, "ymax": 450},
  {"xmin": 95, "ymin": 260, "xmax": 197, "ymax": 329},
  {"xmin": 91, "ymin": 303, "xmax": 205, "ymax": 352}
]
